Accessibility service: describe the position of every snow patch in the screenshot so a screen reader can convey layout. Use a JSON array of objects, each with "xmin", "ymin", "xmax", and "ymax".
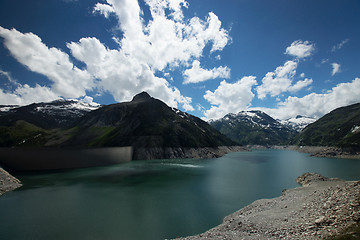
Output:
[{"xmin": 351, "ymin": 125, "xmax": 360, "ymax": 133}]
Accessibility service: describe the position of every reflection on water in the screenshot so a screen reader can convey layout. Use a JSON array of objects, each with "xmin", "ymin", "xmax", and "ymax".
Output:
[{"xmin": 0, "ymin": 150, "xmax": 360, "ymax": 240}]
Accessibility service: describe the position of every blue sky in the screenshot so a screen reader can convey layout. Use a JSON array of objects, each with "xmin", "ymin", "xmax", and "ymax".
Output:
[{"xmin": 0, "ymin": 0, "xmax": 359, "ymax": 120}]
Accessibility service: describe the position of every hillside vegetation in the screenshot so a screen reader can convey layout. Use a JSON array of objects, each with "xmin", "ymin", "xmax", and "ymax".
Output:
[{"xmin": 293, "ymin": 103, "xmax": 360, "ymax": 147}]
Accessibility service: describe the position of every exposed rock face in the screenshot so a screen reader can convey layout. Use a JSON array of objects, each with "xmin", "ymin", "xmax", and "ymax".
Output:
[
  {"xmin": 177, "ymin": 173, "xmax": 360, "ymax": 240},
  {"xmin": 0, "ymin": 168, "xmax": 22, "ymax": 196}
]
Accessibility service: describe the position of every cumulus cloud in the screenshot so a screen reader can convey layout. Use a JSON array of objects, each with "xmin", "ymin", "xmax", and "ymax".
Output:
[
  {"xmin": 67, "ymin": 37, "xmax": 193, "ymax": 110},
  {"xmin": 183, "ymin": 60, "xmax": 230, "ymax": 84},
  {"xmin": 95, "ymin": 0, "xmax": 230, "ymax": 71},
  {"xmin": 256, "ymin": 61, "xmax": 312, "ymax": 99},
  {"xmin": 331, "ymin": 63, "xmax": 341, "ymax": 76},
  {"xmin": 93, "ymin": 3, "xmax": 115, "ymax": 18},
  {"xmin": 288, "ymin": 78, "xmax": 313, "ymax": 92},
  {"xmin": 331, "ymin": 39, "xmax": 349, "ymax": 52},
  {"xmin": 203, "ymin": 76, "xmax": 257, "ymax": 120},
  {"xmin": 0, "ymin": 84, "xmax": 59, "ymax": 106},
  {"xmin": 257, "ymin": 78, "xmax": 360, "ymax": 120},
  {"xmin": 0, "ymin": 27, "xmax": 94, "ymax": 99},
  {"xmin": 285, "ymin": 40, "xmax": 315, "ymax": 59},
  {"xmin": 0, "ymin": 0, "xmax": 231, "ymax": 111},
  {"xmin": 73, "ymin": 0, "xmax": 229, "ymax": 109}
]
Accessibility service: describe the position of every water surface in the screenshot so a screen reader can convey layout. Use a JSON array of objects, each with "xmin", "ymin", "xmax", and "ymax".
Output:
[{"xmin": 0, "ymin": 149, "xmax": 359, "ymax": 240}]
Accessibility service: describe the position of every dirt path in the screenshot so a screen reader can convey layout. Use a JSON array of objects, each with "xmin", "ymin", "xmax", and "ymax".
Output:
[{"xmin": 177, "ymin": 173, "xmax": 360, "ymax": 240}]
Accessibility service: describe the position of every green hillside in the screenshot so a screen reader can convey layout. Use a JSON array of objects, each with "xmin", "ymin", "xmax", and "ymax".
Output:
[{"xmin": 293, "ymin": 103, "xmax": 360, "ymax": 147}]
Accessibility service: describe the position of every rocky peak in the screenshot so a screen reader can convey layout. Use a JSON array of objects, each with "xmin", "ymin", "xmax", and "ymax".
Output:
[{"xmin": 131, "ymin": 92, "xmax": 152, "ymax": 102}]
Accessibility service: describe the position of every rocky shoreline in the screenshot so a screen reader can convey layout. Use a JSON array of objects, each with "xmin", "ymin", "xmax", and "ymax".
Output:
[
  {"xmin": 249, "ymin": 145, "xmax": 360, "ymax": 159},
  {"xmin": 286, "ymin": 146, "xmax": 360, "ymax": 159},
  {"xmin": 0, "ymin": 167, "xmax": 22, "ymax": 196},
  {"xmin": 177, "ymin": 173, "xmax": 360, "ymax": 240}
]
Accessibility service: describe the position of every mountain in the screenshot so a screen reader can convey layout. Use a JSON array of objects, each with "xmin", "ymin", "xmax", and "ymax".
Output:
[
  {"xmin": 0, "ymin": 99, "xmax": 100, "ymax": 147},
  {"xmin": 0, "ymin": 99, "xmax": 100, "ymax": 129},
  {"xmin": 62, "ymin": 92, "xmax": 237, "ymax": 159},
  {"xmin": 210, "ymin": 110, "xmax": 298, "ymax": 146},
  {"xmin": 0, "ymin": 92, "xmax": 239, "ymax": 160},
  {"xmin": 280, "ymin": 115, "xmax": 316, "ymax": 132},
  {"xmin": 293, "ymin": 103, "xmax": 360, "ymax": 147}
]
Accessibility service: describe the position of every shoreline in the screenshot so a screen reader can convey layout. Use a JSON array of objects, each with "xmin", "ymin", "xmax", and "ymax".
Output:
[
  {"xmin": 133, "ymin": 145, "xmax": 248, "ymax": 160},
  {"xmin": 286, "ymin": 145, "xmax": 360, "ymax": 159},
  {"xmin": 176, "ymin": 173, "xmax": 360, "ymax": 240},
  {"xmin": 0, "ymin": 167, "xmax": 22, "ymax": 196},
  {"xmin": 248, "ymin": 145, "xmax": 360, "ymax": 159}
]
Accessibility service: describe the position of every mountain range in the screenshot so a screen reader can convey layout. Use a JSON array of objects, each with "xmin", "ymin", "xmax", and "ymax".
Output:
[
  {"xmin": 0, "ymin": 92, "xmax": 238, "ymax": 160},
  {"xmin": 210, "ymin": 111, "xmax": 300, "ymax": 146},
  {"xmin": 0, "ymin": 92, "xmax": 358, "ymax": 157}
]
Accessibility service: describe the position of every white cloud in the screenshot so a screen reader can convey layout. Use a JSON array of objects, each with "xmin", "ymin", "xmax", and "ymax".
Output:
[
  {"xmin": 67, "ymin": 37, "xmax": 194, "ymax": 110},
  {"xmin": 183, "ymin": 60, "xmax": 230, "ymax": 84},
  {"xmin": 0, "ymin": 27, "xmax": 94, "ymax": 99},
  {"xmin": 331, "ymin": 63, "xmax": 341, "ymax": 76},
  {"xmin": 321, "ymin": 58, "xmax": 329, "ymax": 64},
  {"xmin": 331, "ymin": 39, "xmax": 349, "ymax": 52},
  {"xmin": 256, "ymin": 60, "xmax": 311, "ymax": 99},
  {"xmin": 98, "ymin": 0, "xmax": 230, "ymax": 71},
  {"xmin": 0, "ymin": 1, "xmax": 231, "ymax": 111},
  {"xmin": 288, "ymin": 78, "xmax": 313, "ymax": 92},
  {"xmin": 0, "ymin": 69, "xmax": 17, "ymax": 86},
  {"xmin": 0, "ymin": 84, "xmax": 59, "ymax": 106},
  {"xmin": 285, "ymin": 40, "xmax": 315, "ymax": 59},
  {"xmin": 93, "ymin": 3, "xmax": 115, "ymax": 18},
  {"xmin": 82, "ymin": 0, "xmax": 229, "ymax": 109},
  {"xmin": 203, "ymin": 76, "xmax": 257, "ymax": 120},
  {"xmin": 257, "ymin": 78, "xmax": 360, "ymax": 120}
]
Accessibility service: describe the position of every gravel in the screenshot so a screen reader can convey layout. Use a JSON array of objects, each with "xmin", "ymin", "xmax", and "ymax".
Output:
[
  {"xmin": 176, "ymin": 173, "xmax": 360, "ymax": 240},
  {"xmin": 0, "ymin": 167, "xmax": 22, "ymax": 196}
]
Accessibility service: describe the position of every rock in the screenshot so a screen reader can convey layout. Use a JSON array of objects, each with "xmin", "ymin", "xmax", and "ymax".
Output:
[
  {"xmin": 296, "ymin": 172, "xmax": 330, "ymax": 186},
  {"xmin": 0, "ymin": 168, "xmax": 22, "ymax": 196},
  {"xmin": 315, "ymin": 216, "xmax": 327, "ymax": 225},
  {"xmin": 176, "ymin": 174, "xmax": 360, "ymax": 240}
]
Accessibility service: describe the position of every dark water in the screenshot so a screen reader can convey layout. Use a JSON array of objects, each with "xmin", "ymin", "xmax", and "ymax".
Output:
[{"xmin": 1, "ymin": 149, "xmax": 359, "ymax": 240}]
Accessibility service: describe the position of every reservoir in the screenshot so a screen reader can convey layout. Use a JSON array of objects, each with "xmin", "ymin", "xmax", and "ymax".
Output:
[{"xmin": 0, "ymin": 149, "xmax": 359, "ymax": 240}]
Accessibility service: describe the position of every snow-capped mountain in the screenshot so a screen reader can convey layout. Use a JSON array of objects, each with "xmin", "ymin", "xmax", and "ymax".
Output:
[
  {"xmin": 0, "ymin": 99, "xmax": 100, "ymax": 129},
  {"xmin": 210, "ymin": 110, "xmax": 298, "ymax": 146},
  {"xmin": 280, "ymin": 115, "xmax": 316, "ymax": 132},
  {"xmin": 0, "ymin": 92, "xmax": 236, "ymax": 158},
  {"xmin": 0, "ymin": 105, "xmax": 19, "ymax": 112}
]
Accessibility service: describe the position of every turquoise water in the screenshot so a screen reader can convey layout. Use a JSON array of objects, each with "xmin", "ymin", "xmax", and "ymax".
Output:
[{"xmin": 0, "ymin": 149, "xmax": 359, "ymax": 240}]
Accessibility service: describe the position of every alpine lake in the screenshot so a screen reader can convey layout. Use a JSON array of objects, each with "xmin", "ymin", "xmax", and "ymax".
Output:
[{"xmin": 1, "ymin": 149, "xmax": 360, "ymax": 240}]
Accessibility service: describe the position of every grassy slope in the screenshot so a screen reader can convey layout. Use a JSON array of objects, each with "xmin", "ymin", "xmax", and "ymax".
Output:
[
  {"xmin": 0, "ymin": 120, "xmax": 49, "ymax": 147},
  {"xmin": 293, "ymin": 103, "xmax": 360, "ymax": 147}
]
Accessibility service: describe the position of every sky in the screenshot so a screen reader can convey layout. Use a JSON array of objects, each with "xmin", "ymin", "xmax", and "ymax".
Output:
[{"xmin": 0, "ymin": 0, "xmax": 359, "ymax": 121}]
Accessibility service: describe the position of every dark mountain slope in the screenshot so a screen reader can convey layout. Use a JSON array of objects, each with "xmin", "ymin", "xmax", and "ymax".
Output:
[
  {"xmin": 0, "ymin": 92, "xmax": 241, "ymax": 160},
  {"xmin": 0, "ymin": 99, "xmax": 99, "ymax": 129},
  {"xmin": 65, "ymin": 92, "xmax": 235, "ymax": 149},
  {"xmin": 293, "ymin": 103, "xmax": 360, "ymax": 147}
]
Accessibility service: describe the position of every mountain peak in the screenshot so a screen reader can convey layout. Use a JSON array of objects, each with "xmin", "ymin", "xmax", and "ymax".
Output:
[{"xmin": 131, "ymin": 92, "xmax": 152, "ymax": 102}]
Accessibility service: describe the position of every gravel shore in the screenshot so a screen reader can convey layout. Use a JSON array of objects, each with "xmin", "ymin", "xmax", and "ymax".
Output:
[
  {"xmin": 0, "ymin": 167, "xmax": 22, "ymax": 196},
  {"xmin": 177, "ymin": 173, "xmax": 360, "ymax": 240},
  {"xmin": 286, "ymin": 146, "xmax": 360, "ymax": 159}
]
